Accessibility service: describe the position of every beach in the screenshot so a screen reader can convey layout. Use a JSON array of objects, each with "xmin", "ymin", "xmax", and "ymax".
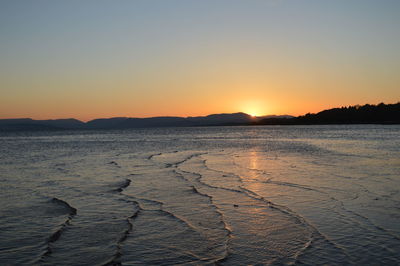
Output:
[{"xmin": 1, "ymin": 125, "xmax": 399, "ymax": 265}]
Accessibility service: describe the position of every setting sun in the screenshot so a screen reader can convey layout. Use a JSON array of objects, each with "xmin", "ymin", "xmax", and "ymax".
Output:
[
  {"xmin": 240, "ymin": 100, "xmax": 267, "ymax": 117},
  {"xmin": 247, "ymin": 111, "xmax": 262, "ymax": 117}
]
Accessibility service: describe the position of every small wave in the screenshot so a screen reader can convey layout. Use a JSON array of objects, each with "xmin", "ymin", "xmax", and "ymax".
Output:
[
  {"xmin": 104, "ymin": 196, "xmax": 141, "ymax": 266},
  {"xmin": 119, "ymin": 188, "xmax": 200, "ymax": 235},
  {"xmin": 149, "ymin": 208, "xmax": 201, "ymax": 233},
  {"xmin": 174, "ymin": 169, "xmax": 233, "ymax": 264},
  {"xmin": 103, "ymin": 209, "xmax": 141, "ymax": 266},
  {"xmin": 173, "ymin": 169, "xmax": 191, "ymax": 183},
  {"xmin": 178, "ymin": 167, "xmax": 243, "ymax": 194},
  {"xmin": 188, "ymin": 185, "xmax": 232, "ymax": 264},
  {"xmin": 113, "ymin": 179, "xmax": 131, "ymax": 192},
  {"xmin": 202, "ymin": 159, "xmax": 243, "ymax": 184},
  {"xmin": 108, "ymin": 161, "xmax": 120, "ymax": 167},
  {"xmin": 50, "ymin": 197, "xmax": 77, "ymax": 216},
  {"xmin": 175, "ymin": 153, "xmax": 207, "ymax": 167},
  {"xmin": 162, "ymin": 152, "xmax": 207, "ymax": 169},
  {"xmin": 264, "ymin": 180, "xmax": 325, "ymax": 194},
  {"xmin": 56, "ymin": 167, "xmax": 69, "ymax": 173},
  {"xmin": 147, "ymin": 152, "xmax": 162, "ymax": 160},
  {"xmin": 38, "ymin": 198, "xmax": 77, "ymax": 262},
  {"xmin": 114, "ymin": 185, "xmax": 224, "ymax": 264},
  {"xmin": 133, "ymin": 197, "xmax": 164, "ymax": 207}
]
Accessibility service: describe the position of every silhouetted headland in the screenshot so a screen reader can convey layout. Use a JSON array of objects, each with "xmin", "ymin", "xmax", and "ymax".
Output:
[
  {"xmin": 256, "ymin": 102, "xmax": 400, "ymax": 125},
  {"xmin": 0, "ymin": 103, "xmax": 399, "ymax": 131}
]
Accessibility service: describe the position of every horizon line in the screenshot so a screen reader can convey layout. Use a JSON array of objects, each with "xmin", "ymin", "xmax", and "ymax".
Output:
[
  {"xmin": 1, "ymin": 101, "xmax": 398, "ymax": 122},
  {"xmin": 0, "ymin": 111, "xmax": 270, "ymax": 123}
]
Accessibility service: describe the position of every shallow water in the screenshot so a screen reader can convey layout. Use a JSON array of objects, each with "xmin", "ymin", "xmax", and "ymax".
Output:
[{"xmin": 0, "ymin": 125, "xmax": 399, "ymax": 265}]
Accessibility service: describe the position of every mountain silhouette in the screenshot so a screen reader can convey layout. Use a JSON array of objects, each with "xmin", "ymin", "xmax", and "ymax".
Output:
[
  {"xmin": 0, "ymin": 118, "xmax": 85, "ymax": 131},
  {"xmin": 84, "ymin": 113, "xmax": 253, "ymax": 129},
  {"xmin": 1, "ymin": 103, "xmax": 398, "ymax": 131},
  {"xmin": 0, "ymin": 113, "xmax": 254, "ymax": 131}
]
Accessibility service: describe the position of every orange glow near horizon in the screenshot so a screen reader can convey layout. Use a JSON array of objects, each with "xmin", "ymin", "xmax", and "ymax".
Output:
[
  {"xmin": 240, "ymin": 100, "xmax": 268, "ymax": 117},
  {"xmin": 1, "ymin": 1, "xmax": 399, "ymax": 122},
  {"xmin": 0, "ymin": 97, "xmax": 397, "ymax": 122}
]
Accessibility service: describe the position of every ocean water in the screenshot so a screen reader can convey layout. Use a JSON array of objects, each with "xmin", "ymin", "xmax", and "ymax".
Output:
[{"xmin": 0, "ymin": 125, "xmax": 399, "ymax": 265}]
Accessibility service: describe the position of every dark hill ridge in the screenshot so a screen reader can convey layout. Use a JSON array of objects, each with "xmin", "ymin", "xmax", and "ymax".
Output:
[
  {"xmin": 0, "ymin": 113, "xmax": 254, "ymax": 131},
  {"xmin": 86, "ymin": 113, "xmax": 253, "ymax": 129},
  {"xmin": 1, "ymin": 103, "xmax": 399, "ymax": 131},
  {"xmin": 86, "ymin": 117, "xmax": 131, "ymax": 129},
  {"xmin": 0, "ymin": 118, "xmax": 85, "ymax": 131}
]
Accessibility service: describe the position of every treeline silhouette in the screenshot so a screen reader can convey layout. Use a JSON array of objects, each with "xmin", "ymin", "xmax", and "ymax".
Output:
[{"xmin": 257, "ymin": 102, "xmax": 400, "ymax": 125}]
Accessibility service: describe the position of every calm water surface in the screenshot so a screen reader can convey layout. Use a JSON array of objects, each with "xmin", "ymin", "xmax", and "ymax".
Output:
[{"xmin": 0, "ymin": 125, "xmax": 399, "ymax": 265}]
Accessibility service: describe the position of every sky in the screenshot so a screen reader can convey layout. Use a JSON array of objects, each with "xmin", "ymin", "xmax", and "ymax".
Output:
[{"xmin": 1, "ymin": 0, "xmax": 399, "ymax": 121}]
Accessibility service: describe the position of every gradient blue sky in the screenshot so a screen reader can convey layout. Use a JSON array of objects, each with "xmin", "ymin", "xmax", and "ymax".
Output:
[{"xmin": 1, "ymin": 0, "xmax": 399, "ymax": 120}]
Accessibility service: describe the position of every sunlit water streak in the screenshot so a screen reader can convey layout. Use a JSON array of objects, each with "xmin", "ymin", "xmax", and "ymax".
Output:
[{"xmin": 0, "ymin": 125, "xmax": 399, "ymax": 265}]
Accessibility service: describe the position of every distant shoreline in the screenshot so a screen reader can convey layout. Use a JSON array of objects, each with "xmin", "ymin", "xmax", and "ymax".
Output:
[
  {"xmin": 0, "ymin": 102, "xmax": 399, "ymax": 131},
  {"xmin": 0, "ymin": 122, "xmax": 399, "ymax": 133}
]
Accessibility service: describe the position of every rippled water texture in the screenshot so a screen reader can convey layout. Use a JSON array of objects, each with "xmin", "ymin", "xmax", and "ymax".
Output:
[{"xmin": 0, "ymin": 125, "xmax": 399, "ymax": 265}]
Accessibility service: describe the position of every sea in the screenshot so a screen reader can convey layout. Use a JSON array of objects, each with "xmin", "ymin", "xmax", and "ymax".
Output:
[{"xmin": 0, "ymin": 125, "xmax": 399, "ymax": 265}]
